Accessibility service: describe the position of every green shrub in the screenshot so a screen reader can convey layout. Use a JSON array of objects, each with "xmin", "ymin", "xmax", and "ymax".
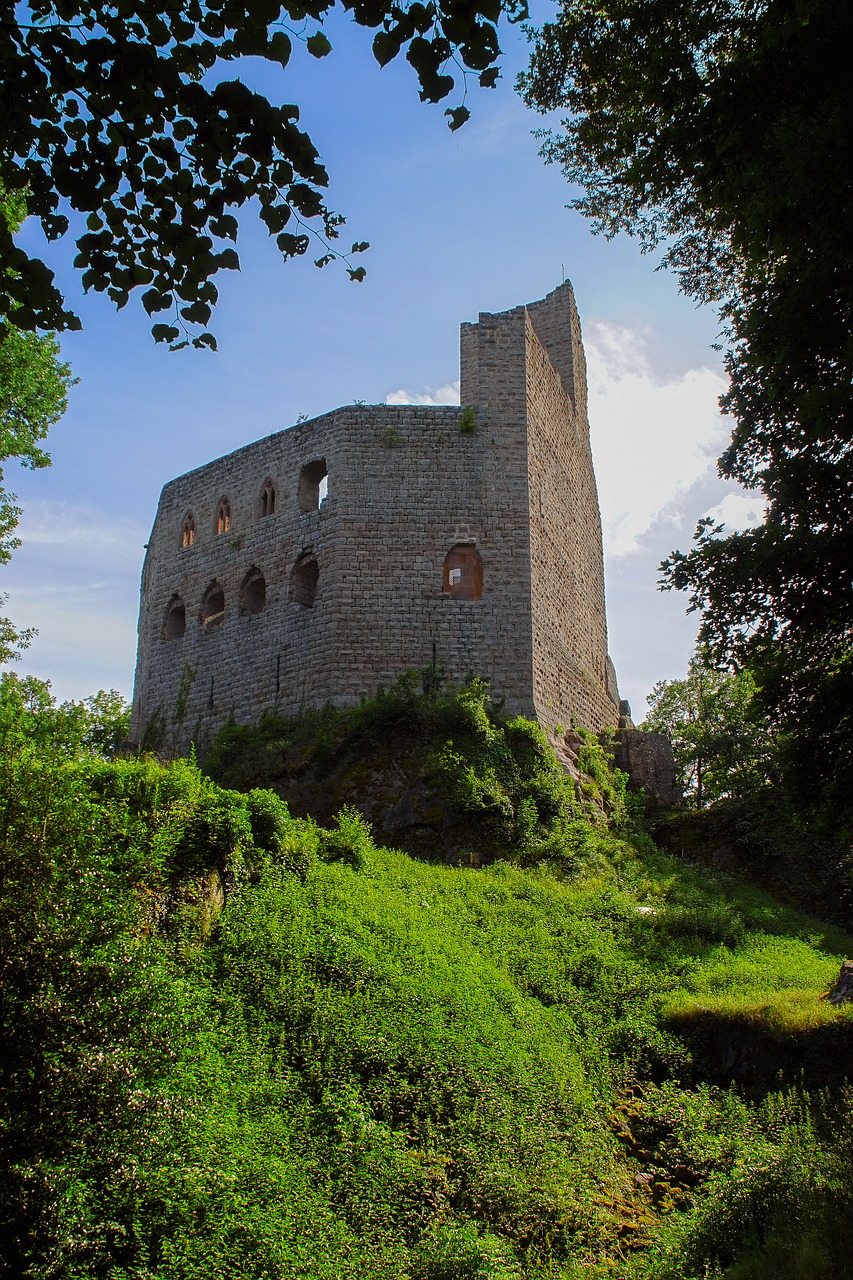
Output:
[
  {"xmin": 458, "ymin": 406, "xmax": 479, "ymax": 434},
  {"xmin": 245, "ymin": 786, "xmax": 290, "ymax": 851},
  {"xmin": 9, "ymin": 676, "xmax": 853, "ymax": 1280},
  {"xmin": 203, "ymin": 670, "xmax": 618, "ymax": 868},
  {"xmin": 417, "ymin": 1221, "xmax": 521, "ymax": 1279},
  {"xmin": 319, "ymin": 805, "xmax": 375, "ymax": 869}
]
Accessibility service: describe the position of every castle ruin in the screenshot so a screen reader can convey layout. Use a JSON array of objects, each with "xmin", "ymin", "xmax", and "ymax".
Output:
[{"xmin": 130, "ymin": 281, "xmax": 623, "ymax": 752}]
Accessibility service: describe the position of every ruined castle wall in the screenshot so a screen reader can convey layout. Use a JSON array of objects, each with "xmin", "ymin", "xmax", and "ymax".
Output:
[
  {"xmin": 525, "ymin": 283, "xmax": 589, "ymax": 421},
  {"xmin": 524, "ymin": 293, "xmax": 619, "ymax": 734},
  {"xmin": 131, "ymin": 281, "xmax": 619, "ymax": 754},
  {"xmin": 131, "ymin": 395, "xmax": 535, "ymax": 752},
  {"xmin": 322, "ymin": 397, "xmax": 535, "ymax": 719}
]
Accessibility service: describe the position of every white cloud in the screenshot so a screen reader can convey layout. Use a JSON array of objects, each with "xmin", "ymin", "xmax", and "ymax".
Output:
[
  {"xmin": 586, "ymin": 321, "xmax": 729, "ymax": 557},
  {"xmin": 386, "ymin": 380, "xmax": 460, "ymax": 406},
  {"xmin": 704, "ymin": 491, "xmax": 766, "ymax": 531}
]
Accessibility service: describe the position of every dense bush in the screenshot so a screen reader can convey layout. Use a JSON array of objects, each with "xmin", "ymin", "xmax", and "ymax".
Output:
[{"xmin": 203, "ymin": 671, "xmax": 626, "ymax": 869}]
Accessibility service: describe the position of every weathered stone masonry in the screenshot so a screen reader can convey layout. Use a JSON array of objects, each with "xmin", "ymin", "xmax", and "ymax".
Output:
[{"xmin": 130, "ymin": 281, "xmax": 622, "ymax": 752}]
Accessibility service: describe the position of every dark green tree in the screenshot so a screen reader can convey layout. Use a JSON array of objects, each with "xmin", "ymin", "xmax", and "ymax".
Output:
[
  {"xmin": 1, "ymin": 0, "xmax": 526, "ymax": 348},
  {"xmin": 520, "ymin": 0, "xmax": 853, "ymax": 827}
]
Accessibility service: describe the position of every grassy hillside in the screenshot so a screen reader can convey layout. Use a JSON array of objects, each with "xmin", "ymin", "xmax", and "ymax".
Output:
[{"xmin": 3, "ymin": 679, "xmax": 853, "ymax": 1279}]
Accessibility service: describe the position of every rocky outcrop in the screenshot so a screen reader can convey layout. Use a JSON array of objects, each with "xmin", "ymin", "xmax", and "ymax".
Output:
[{"xmin": 612, "ymin": 729, "xmax": 680, "ymax": 808}]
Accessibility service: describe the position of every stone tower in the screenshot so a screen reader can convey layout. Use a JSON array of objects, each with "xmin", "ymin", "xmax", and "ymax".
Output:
[{"xmin": 130, "ymin": 281, "xmax": 621, "ymax": 752}]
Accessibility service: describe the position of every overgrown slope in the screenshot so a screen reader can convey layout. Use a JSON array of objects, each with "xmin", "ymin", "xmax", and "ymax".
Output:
[
  {"xmin": 202, "ymin": 673, "xmax": 622, "ymax": 866},
  {"xmin": 3, "ymin": 679, "xmax": 853, "ymax": 1279}
]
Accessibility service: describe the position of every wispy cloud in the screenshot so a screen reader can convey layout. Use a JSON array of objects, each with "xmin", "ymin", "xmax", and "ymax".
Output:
[
  {"xmin": 15, "ymin": 500, "xmax": 149, "ymax": 572},
  {"xmin": 386, "ymin": 380, "xmax": 461, "ymax": 406},
  {"xmin": 2, "ymin": 499, "xmax": 145, "ymax": 699}
]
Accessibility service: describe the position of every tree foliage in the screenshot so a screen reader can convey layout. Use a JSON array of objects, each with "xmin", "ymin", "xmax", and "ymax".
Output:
[
  {"xmin": 0, "ymin": 671, "xmax": 130, "ymax": 754},
  {"xmin": 642, "ymin": 652, "xmax": 773, "ymax": 809},
  {"xmin": 0, "ymin": 0, "xmax": 526, "ymax": 348},
  {"xmin": 520, "ymin": 0, "xmax": 853, "ymax": 829},
  {"xmin": 0, "ymin": 185, "xmax": 74, "ymax": 659}
]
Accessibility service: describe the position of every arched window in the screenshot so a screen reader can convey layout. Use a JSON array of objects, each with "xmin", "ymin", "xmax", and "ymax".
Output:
[
  {"xmin": 290, "ymin": 553, "xmax": 319, "ymax": 608},
  {"xmin": 180, "ymin": 513, "xmax": 195, "ymax": 548},
  {"xmin": 201, "ymin": 580, "xmax": 225, "ymax": 629},
  {"xmin": 216, "ymin": 498, "xmax": 231, "ymax": 535},
  {"xmin": 443, "ymin": 544, "xmax": 483, "ymax": 600},
  {"xmin": 298, "ymin": 459, "xmax": 328, "ymax": 512},
  {"xmin": 163, "ymin": 594, "xmax": 186, "ymax": 640},
  {"xmin": 240, "ymin": 566, "xmax": 266, "ymax": 616},
  {"xmin": 260, "ymin": 479, "xmax": 276, "ymax": 517}
]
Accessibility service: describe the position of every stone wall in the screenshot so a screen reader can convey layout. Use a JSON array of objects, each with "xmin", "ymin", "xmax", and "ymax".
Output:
[
  {"xmin": 524, "ymin": 299, "xmax": 614, "ymax": 732},
  {"xmin": 130, "ymin": 282, "xmax": 621, "ymax": 753}
]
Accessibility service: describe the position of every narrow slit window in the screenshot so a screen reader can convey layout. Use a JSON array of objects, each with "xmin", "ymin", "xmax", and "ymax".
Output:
[
  {"xmin": 443, "ymin": 544, "xmax": 483, "ymax": 600},
  {"xmin": 216, "ymin": 499, "xmax": 231, "ymax": 535},
  {"xmin": 181, "ymin": 514, "xmax": 195, "ymax": 548},
  {"xmin": 260, "ymin": 480, "xmax": 276, "ymax": 517}
]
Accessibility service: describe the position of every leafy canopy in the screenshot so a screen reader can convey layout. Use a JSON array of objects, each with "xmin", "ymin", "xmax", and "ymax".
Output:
[
  {"xmin": 521, "ymin": 0, "xmax": 853, "ymax": 828},
  {"xmin": 0, "ymin": 186, "xmax": 74, "ymax": 659},
  {"xmin": 1, "ymin": 0, "xmax": 526, "ymax": 348},
  {"xmin": 642, "ymin": 651, "xmax": 774, "ymax": 810}
]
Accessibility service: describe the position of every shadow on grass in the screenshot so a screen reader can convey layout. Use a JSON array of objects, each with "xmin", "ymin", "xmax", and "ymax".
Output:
[{"xmin": 665, "ymin": 1006, "xmax": 853, "ymax": 1097}]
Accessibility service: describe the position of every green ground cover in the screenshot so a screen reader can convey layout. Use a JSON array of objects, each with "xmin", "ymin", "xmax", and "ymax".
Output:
[{"xmin": 2, "ymin": 679, "xmax": 852, "ymax": 1278}]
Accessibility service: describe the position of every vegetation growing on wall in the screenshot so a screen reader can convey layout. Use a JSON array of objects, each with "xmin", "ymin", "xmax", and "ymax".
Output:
[
  {"xmin": 459, "ymin": 406, "xmax": 479, "ymax": 434},
  {"xmin": 203, "ymin": 672, "xmax": 625, "ymax": 867}
]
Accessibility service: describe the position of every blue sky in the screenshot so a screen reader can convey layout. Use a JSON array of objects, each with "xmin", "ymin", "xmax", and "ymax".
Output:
[{"xmin": 3, "ymin": 7, "xmax": 760, "ymax": 719}]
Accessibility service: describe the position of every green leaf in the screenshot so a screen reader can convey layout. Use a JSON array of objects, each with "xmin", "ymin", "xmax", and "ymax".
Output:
[
  {"xmin": 152, "ymin": 323, "xmax": 180, "ymax": 343},
  {"xmin": 373, "ymin": 31, "xmax": 400, "ymax": 66},
  {"xmin": 269, "ymin": 31, "xmax": 292, "ymax": 66},
  {"xmin": 276, "ymin": 232, "xmax": 310, "ymax": 256},
  {"xmin": 306, "ymin": 31, "xmax": 332, "ymax": 57},
  {"xmin": 445, "ymin": 106, "xmax": 470, "ymax": 131},
  {"xmin": 180, "ymin": 301, "xmax": 212, "ymax": 324},
  {"xmin": 260, "ymin": 204, "xmax": 291, "ymax": 234},
  {"xmin": 141, "ymin": 287, "xmax": 165, "ymax": 315}
]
